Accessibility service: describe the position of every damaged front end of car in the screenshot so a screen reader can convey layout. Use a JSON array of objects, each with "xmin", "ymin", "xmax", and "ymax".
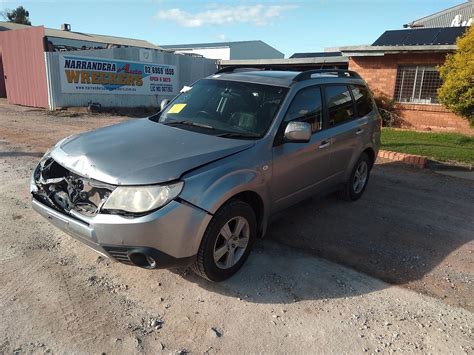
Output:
[{"xmin": 31, "ymin": 153, "xmax": 114, "ymax": 218}]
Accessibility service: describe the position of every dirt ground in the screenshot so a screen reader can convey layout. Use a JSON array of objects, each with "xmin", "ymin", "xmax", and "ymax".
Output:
[{"xmin": 0, "ymin": 100, "xmax": 473, "ymax": 353}]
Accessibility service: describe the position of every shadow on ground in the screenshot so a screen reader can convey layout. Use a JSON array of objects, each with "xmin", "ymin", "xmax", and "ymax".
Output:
[
  {"xmin": 183, "ymin": 162, "xmax": 474, "ymax": 305},
  {"xmin": 180, "ymin": 239, "xmax": 388, "ymax": 304},
  {"xmin": 0, "ymin": 151, "xmax": 44, "ymax": 158}
]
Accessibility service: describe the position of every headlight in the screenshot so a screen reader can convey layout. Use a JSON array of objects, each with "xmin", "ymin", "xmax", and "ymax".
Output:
[{"xmin": 102, "ymin": 182, "xmax": 184, "ymax": 214}]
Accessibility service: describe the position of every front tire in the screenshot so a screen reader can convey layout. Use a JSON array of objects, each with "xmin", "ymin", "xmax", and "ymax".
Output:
[
  {"xmin": 340, "ymin": 153, "xmax": 372, "ymax": 201},
  {"xmin": 192, "ymin": 200, "xmax": 256, "ymax": 282}
]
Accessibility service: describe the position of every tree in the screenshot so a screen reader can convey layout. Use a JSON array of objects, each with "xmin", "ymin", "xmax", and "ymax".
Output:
[
  {"xmin": 438, "ymin": 26, "xmax": 474, "ymax": 125},
  {"xmin": 2, "ymin": 6, "xmax": 31, "ymax": 25}
]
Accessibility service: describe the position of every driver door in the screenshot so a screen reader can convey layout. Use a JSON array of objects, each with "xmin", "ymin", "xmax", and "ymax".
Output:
[{"xmin": 271, "ymin": 85, "xmax": 337, "ymax": 213}]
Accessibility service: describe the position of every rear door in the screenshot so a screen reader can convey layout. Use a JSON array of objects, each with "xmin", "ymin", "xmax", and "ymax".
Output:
[
  {"xmin": 350, "ymin": 83, "xmax": 377, "ymax": 145},
  {"xmin": 321, "ymin": 84, "xmax": 366, "ymax": 180}
]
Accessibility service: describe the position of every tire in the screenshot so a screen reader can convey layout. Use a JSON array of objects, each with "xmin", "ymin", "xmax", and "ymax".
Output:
[
  {"xmin": 192, "ymin": 200, "xmax": 257, "ymax": 282},
  {"xmin": 340, "ymin": 153, "xmax": 372, "ymax": 201}
]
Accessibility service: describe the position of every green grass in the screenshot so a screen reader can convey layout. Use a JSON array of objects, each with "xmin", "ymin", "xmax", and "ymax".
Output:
[{"xmin": 381, "ymin": 128, "xmax": 474, "ymax": 164}]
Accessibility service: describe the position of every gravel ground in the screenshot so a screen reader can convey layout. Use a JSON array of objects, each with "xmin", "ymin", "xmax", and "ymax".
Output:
[{"xmin": 0, "ymin": 101, "xmax": 473, "ymax": 353}]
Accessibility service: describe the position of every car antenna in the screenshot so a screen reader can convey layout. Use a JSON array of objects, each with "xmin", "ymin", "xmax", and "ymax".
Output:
[{"xmin": 319, "ymin": 59, "xmax": 326, "ymax": 70}]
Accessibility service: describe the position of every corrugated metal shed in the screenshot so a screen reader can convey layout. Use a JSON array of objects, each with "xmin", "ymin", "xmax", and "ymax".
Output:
[
  {"xmin": 0, "ymin": 26, "xmax": 49, "ymax": 107},
  {"xmin": 161, "ymin": 40, "xmax": 275, "ymax": 50},
  {"xmin": 0, "ymin": 21, "xmax": 161, "ymax": 49},
  {"xmin": 162, "ymin": 40, "xmax": 284, "ymax": 60},
  {"xmin": 406, "ymin": 0, "xmax": 473, "ymax": 28}
]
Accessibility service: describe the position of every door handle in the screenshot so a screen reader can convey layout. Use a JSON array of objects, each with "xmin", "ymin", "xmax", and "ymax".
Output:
[
  {"xmin": 319, "ymin": 140, "xmax": 331, "ymax": 149},
  {"xmin": 356, "ymin": 128, "xmax": 365, "ymax": 135}
]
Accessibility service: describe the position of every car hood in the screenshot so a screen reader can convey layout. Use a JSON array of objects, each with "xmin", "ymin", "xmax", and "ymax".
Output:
[{"xmin": 50, "ymin": 118, "xmax": 254, "ymax": 185}]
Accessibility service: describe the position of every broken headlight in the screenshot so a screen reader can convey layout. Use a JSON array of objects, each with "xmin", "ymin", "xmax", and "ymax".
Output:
[
  {"xmin": 102, "ymin": 182, "xmax": 184, "ymax": 214},
  {"xmin": 30, "ymin": 135, "xmax": 74, "ymax": 194},
  {"xmin": 30, "ymin": 167, "xmax": 40, "ymax": 194},
  {"xmin": 30, "ymin": 148, "xmax": 53, "ymax": 193}
]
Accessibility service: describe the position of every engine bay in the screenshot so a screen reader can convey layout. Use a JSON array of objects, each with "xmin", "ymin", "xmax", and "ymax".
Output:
[{"xmin": 32, "ymin": 157, "xmax": 113, "ymax": 217}]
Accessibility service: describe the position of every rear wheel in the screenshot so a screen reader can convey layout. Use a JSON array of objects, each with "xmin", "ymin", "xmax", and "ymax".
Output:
[
  {"xmin": 340, "ymin": 153, "xmax": 371, "ymax": 201},
  {"xmin": 192, "ymin": 200, "xmax": 256, "ymax": 282}
]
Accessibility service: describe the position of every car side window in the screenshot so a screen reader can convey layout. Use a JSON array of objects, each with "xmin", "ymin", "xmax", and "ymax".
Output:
[
  {"xmin": 351, "ymin": 85, "xmax": 373, "ymax": 117},
  {"xmin": 284, "ymin": 86, "xmax": 323, "ymax": 133},
  {"xmin": 325, "ymin": 85, "xmax": 355, "ymax": 127}
]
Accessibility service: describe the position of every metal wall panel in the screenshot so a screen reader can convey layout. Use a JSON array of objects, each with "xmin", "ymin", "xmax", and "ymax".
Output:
[
  {"xmin": 45, "ymin": 48, "xmax": 217, "ymax": 109},
  {"xmin": 229, "ymin": 41, "xmax": 284, "ymax": 60},
  {"xmin": 410, "ymin": 1, "xmax": 473, "ymax": 28},
  {"xmin": 0, "ymin": 26, "xmax": 49, "ymax": 107}
]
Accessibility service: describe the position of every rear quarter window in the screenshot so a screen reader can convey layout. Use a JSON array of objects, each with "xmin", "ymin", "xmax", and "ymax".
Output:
[
  {"xmin": 325, "ymin": 85, "xmax": 355, "ymax": 127},
  {"xmin": 351, "ymin": 85, "xmax": 373, "ymax": 118}
]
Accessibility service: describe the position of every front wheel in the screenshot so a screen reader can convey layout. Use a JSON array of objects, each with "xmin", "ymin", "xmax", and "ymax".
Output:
[
  {"xmin": 340, "ymin": 153, "xmax": 372, "ymax": 201},
  {"xmin": 192, "ymin": 200, "xmax": 256, "ymax": 282}
]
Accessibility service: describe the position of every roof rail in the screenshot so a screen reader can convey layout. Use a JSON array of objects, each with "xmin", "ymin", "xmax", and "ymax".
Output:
[
  {"xmin": 214, "ymin": 67, "xmax": 265, "ymax": 74},
  {"xmin": 293, "ymin": 69, "xmax": 361, "ymax": 82}
]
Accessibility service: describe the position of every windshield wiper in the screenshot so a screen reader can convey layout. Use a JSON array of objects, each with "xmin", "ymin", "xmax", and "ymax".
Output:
[
  {"xmin": 162, "ymin": 120, "xmax": 215, "ymax": 130},
  {"xmin": 217, "ymin": 132, "xmax": 260, "ymax": 139}
]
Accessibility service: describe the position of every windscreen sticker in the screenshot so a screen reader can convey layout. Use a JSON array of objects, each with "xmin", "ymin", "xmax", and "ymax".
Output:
[{"xmin": 168, "ymin": 103, "xmax": 186, "ymax": 114}]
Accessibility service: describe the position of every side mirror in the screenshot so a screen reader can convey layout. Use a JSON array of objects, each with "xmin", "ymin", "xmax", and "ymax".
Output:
[
  {"xmin": 160, "ymin": 99, "xmax": 170, "ymax": 112},
  {"xmin": 284, "ymin": 121, "xmax": 311, "ymax": 143}
]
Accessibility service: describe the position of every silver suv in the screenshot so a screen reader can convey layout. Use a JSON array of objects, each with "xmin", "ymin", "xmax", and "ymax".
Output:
[{"xmin": 31, "ymin": 69, "xmax": 381, "ymax": 281}]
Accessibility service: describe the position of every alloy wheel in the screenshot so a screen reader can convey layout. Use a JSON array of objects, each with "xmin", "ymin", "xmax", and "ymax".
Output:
[
  {"xmin": 213, "ymin": 216, "xmax": 250, "ymax": 269},
  {"xmin": 353, "ymin": 160, "xmax": 368, "ymax": 194}
]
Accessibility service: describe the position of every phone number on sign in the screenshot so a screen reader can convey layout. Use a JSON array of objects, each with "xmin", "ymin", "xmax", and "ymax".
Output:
[
  {"xmin": 144, "ymin": 66, "xmax": 175, "ymax": 75},
  {"xmin": 150, "ymin": 84, "xmax": 173, "ymax": 93}
]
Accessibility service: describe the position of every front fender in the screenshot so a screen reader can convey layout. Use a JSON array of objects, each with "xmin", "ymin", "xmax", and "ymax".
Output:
[
  {"xmin": 181, "ymin": 167, "xmax": 269, "ymax": 212},
  {"xmin": 179, "ymin": 148, "xmax": 271, "ymax": 226}
]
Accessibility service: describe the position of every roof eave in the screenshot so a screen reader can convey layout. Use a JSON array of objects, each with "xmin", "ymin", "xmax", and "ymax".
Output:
[{"xmin": 340, "ymin": 44, "xmax": 457, "ymax": 56}]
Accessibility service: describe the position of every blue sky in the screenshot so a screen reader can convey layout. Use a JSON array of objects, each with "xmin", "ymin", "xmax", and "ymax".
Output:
[{"xmin": 0, "ymin": 0, "xmax": 463, "ymax": 57}]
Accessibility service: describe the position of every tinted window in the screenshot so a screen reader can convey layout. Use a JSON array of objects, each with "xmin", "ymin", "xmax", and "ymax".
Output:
[
  {"xmin": 284, "ymin": 86, "xmax": 322, "ymax": 132},
  {"xmin": 351, "ymin": 85, "xmax": 373, "ymax": 117},
  {"xmin": 325, "ymin": 85, "xmax": 355, "ymax": 126}
]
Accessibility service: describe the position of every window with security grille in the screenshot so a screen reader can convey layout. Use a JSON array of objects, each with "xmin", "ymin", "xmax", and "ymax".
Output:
[{"xmin": 394, "ymin": 66, "xmax": 443, "ymax": 104}]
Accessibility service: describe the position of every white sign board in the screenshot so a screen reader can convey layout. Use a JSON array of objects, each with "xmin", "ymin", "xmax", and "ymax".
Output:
[{"xmin": 59, "ymin": 54, "xmax": 178, "ymax": 95}]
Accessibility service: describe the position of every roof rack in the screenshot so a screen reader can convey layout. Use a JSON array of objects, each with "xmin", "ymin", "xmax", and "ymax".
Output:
[
  {"xmin": 293, "ymin": 69, "xmax": 361, "ymax": 81},
  {"xmin": 213, "ymin": 67, "xmax": 362, "ymax": 82}
]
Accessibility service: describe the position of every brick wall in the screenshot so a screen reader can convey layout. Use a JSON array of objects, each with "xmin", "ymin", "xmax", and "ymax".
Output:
[{"xmin": 349, "ymin": 53, "xmax": 473, "ymax": 135}]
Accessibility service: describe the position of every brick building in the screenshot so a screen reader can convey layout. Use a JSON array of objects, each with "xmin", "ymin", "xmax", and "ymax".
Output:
[{"xmin": 341, "ymin": 1, "xmax": 473, "ymax": 135}]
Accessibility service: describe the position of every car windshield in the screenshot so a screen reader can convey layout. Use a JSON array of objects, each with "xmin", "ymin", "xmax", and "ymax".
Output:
[{"xmin": 154, "ymin": 79, "xmax": 288, "ymax": 138}]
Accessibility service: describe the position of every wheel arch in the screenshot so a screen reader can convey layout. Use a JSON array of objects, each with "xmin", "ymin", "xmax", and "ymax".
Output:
[
  {"xmin": 362, "ymin": 147, "xmax": 376, "ymax": 168},
  {"xmin": 222, "ymin": 190, "xmax": 265, "ymax": 238}
]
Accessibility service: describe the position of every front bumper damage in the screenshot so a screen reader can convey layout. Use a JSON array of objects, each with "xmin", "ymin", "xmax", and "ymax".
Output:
[{"xmin": 31, "ymin": 158, "xmax": 211, "ymax": 269}]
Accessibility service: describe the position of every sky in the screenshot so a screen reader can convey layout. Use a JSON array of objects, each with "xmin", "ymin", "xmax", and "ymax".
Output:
[{"xmin": 0, "ymin": 0, "xmax": 464, "ymax": 57}]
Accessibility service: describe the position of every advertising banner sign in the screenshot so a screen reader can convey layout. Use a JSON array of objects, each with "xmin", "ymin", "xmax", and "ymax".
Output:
[{"xmin": 59, "ymin": 55, "xmax": 177, "ymax": 95}]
